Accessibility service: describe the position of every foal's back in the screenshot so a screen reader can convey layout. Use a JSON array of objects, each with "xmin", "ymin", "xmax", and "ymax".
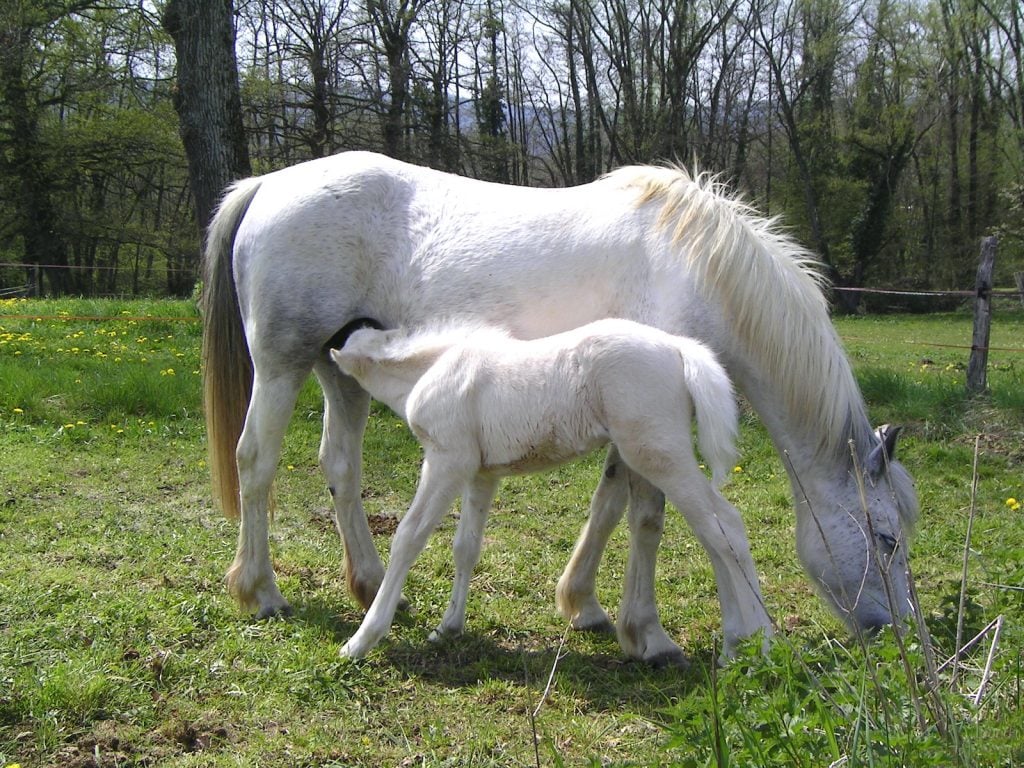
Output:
[{"xmin": 404, "ymin": 319, "xmax": 731, "ymax": 478}]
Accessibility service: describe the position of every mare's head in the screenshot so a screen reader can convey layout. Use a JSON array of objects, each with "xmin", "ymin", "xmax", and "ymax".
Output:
[{"xmin": 796, "ymin": 425, "xmax": 919, "ymax": 635}]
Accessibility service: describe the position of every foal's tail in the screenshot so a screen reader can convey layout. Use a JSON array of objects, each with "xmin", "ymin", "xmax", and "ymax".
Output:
[
  {"xmin": 202, "ymin": 177, "xmax": 263, "ymax": 519},
  {"xmin": 680, "ymin": 341, "xmax": 739, "ymax": 488}
]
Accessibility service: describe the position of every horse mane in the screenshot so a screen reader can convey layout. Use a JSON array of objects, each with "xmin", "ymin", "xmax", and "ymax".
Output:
[{"xmin": 608, "ymin": 164, "xmax": 874, "ymax": 463}]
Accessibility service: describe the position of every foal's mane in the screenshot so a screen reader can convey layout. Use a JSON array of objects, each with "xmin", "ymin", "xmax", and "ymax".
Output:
[{"xmin": 609, "ymin": 164, "xmax": 873, "ymax": 463}]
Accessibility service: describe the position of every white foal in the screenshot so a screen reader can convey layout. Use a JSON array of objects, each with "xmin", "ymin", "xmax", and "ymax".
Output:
[{"xmin": 330, "ymin": 318, "xmax": 771, "ymax": 664}]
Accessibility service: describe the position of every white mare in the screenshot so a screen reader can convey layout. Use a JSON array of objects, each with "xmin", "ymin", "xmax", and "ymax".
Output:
[
  {"xmin": 202, "ymin": 152, "xmax": 918, "ymax": 665},
  {"xmin": 329, "ymin": 319, "xmax": 760, "ymax": 662}
]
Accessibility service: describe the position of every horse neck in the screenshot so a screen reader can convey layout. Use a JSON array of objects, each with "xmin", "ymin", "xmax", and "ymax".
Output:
[{"xmin": 733, "ymin": 360, "xmax": 873, "ymax": 504}]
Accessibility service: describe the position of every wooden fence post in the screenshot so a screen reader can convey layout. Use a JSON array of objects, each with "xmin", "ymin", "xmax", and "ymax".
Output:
[
  {"xmin": 1015, "ymin": 271, "xmax": 1024, "ymax": 308},
  {"xmin": 966, "ymin": 236, "xmax": 997, "ymax": 395}
]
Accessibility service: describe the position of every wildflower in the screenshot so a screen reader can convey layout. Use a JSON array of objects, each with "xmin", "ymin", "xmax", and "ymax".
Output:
[
  {"xmin": 1007, "ymin": 498, "xmax": 1021, "ymax": 512},
  {"xmin": 13, "ymin": 408, "xmax": 23, "ymax": 414},
  {"xmin": 733, "ymin": 466, "xmax": 743, "ymax": 474}
]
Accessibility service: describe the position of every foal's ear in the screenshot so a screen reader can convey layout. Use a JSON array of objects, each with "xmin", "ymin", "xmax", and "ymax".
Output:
[
  {"xmin": 329, "ymin": 348, "xmax": 356, "ymax": 375},
  {"xmin": 866, "ymin": 424, "xmax": 902, "ymax": 477}
]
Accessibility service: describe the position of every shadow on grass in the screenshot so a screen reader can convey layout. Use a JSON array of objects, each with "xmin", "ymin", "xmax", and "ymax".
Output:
[
  {"xmin": 389, "ymin": 631, "xmax": 716, "ymax": 717},
  {"xmin": 288, "ymin": 597, "xmax": 716, "ymax": 719}
]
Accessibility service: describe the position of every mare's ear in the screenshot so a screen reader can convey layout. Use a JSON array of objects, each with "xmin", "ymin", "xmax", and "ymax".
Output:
[{"xmin": 866, "ymin": 424, "xmax": 902, "ymax": 477}]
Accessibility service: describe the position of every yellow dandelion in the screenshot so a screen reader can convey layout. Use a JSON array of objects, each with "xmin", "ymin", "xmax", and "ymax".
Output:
[
  {"xmin": 733, "ymin": 466, "xmax": 743, "ymax": 474},
  {"xmin": 1007, "ymin": 498, "xmax": 1021, "ymax": 512},
  {"xmin": 13, "ymin": 407, "xmax": 23, "ymax": 414}
]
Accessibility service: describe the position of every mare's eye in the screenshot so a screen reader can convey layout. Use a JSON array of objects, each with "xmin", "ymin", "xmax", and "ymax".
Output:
[{"xmin": 876, "ymin": 532, "xmax": 899, "ymax": 553}]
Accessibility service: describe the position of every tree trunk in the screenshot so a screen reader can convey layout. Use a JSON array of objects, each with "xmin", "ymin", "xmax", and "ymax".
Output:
[
  {"xmin": 163, "ymin": 0, "xmax": 251, "ymax": 237},
  {"xmin": 0, "ymin": 14, "xmax": 70, "ymax": 295}
]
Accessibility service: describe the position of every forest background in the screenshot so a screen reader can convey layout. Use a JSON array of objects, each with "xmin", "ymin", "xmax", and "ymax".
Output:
[{"xmin": 1, "ymin": 0, "xmax": 1022, "ymax": 309}]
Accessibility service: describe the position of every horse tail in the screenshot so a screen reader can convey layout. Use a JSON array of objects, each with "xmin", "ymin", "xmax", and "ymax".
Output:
[
  {"xmin": 680, "ymin": 341, "xmax": 739, "ymax": 489},
  {"xmin": 202, "ymin": 177, "xmax": 262, "ymax": 520}
]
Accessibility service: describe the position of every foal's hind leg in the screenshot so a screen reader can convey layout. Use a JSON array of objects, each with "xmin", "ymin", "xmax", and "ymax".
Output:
[
  {"xmin": 616, "ymin": 473, "xmax": 689, "ymax": 668},
  {"xmin": 314, "ymin": 362, "xmax": 388, "ymax": 610},
  {"xmin": 555, "ymin": 446, "xmax": 629, "ymax": 634},
  {"xmin": 431, "ymin": 474, "xmax": 500, "ymax": 642},
  {"xmin": 228, "ymin": 371, "xmax": 304, "ymax": 618},
  {"xmin": 626, "ymin": 449, "xmax": 772, "ymax": 660}
]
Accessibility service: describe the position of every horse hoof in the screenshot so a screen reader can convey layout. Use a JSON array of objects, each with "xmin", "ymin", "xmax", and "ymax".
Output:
[
  {"xmin": 572, "ymin": 617, "xmax": 616, "ymax": 636},
  {"xmin": 255, "ymin": 602, "xmax": 294, "ymax": 620},
  {"xmin": 427, "ymin": 629, "xmax": 447, "ymax": 645},
  {"xmin": 643, "ymin": 649, "xmax": 691, "ymax": 670},
  {"xmin": 428, "ymin": 625, "xmax": 462, "ymax": 645}
]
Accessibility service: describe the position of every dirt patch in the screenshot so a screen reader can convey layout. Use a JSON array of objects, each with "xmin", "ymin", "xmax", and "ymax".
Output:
[
  {"xmin": 956, "ymin": 405, "xmax": 1024, "ymax": 464},
  {"xmin": 368, "ymin": 512, "xmax": 400, "ymax": 536},
  {"xmin": 44, "ymin": 720, "xmax": 155, "ymax": 768}
]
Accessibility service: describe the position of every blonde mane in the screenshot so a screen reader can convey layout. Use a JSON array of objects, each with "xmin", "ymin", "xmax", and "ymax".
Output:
[{"xmin": 609, "ymin": 164, "xmax": 871, "ymax": 460}]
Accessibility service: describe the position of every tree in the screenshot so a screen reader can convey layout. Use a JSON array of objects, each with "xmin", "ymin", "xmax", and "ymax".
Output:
[
  {"xmin": 752, "ymin": 0, "xmax": 850, "ymax": 296},
  {"xmin": 364, "ymin": 0, "xmax": 428, "ymax": 159},
  {"xmin": 163, "ymin": 0, "xmax": 251, "ymax": 236},
  {"xmin": 843, "ymin": 0, "xmax": 925, "ymax": 294},
  {"xmin": 0, "ymin": 1, "xmax": 97, "ymax": 294}
]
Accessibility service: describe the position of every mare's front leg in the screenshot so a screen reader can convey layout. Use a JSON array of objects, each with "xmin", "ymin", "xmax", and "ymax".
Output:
[
  {"xmin": 341, "ymin": 452, "xmax": 471, "ymax": 659},
  {"xmin": 430, "ymin": 474, "xmax": 500, "ymax": 642},
  {"xmin": 315, "ymin": 362, "xmax": 388, "ymax": 609},
  {"xmin": 227, "ymin": 371, "xmax": 304, "ymax": 618},
  {"xmin": 555, "ymin": 446, "xmax": 629, "ymax": 633},
  {"xmin": 616, "ymin": 473, "xmax": 689, "ymax": 667}
]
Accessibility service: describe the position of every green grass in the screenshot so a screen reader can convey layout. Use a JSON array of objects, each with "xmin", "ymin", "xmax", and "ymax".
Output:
[{"xmin": 1, "ymin": 298, "xmax": 1022, "ymax": 766}]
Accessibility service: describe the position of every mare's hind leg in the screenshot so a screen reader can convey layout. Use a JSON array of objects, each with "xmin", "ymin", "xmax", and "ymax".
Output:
[
  {"xmin": 616, "ymin": 473, "xmax": 689, "ymax": 667},
  {"xmin": 227, "ymin": 371, "xmax": 304, "ymax": 618},
  {"xmin": 314, "ymin": 361, "xmax": 388, "ymax": 610},
  {"xmin": 430, "ymin": 474, "xmax": 500, "ymax": 642},
  {"xmin": 555, "ymin": 446, "xmax": 629, "ymax": 634}
]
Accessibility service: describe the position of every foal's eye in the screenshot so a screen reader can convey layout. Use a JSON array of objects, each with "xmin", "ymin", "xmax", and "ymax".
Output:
[{"xmin": 876, "ymin": 532, "xmax": 899, "ymax": 553}]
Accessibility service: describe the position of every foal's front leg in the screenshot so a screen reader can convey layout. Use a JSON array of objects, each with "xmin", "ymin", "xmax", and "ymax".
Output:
[
  {"xmin": 555, "ymin": 446, "xmax": 629, "ymax": 633},
  {"xmin": 341, "ymin": 453, "xmax": 471, "ymax": 659},
  {"xmin": 430, "ymin": 474, "xmax": 500, "ymax": 642}
]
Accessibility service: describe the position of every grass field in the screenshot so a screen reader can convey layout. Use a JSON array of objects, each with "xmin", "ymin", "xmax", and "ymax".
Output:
[{"xmin": 0, "ymin": 297, "xmax": 1022, "ymax": 767}]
